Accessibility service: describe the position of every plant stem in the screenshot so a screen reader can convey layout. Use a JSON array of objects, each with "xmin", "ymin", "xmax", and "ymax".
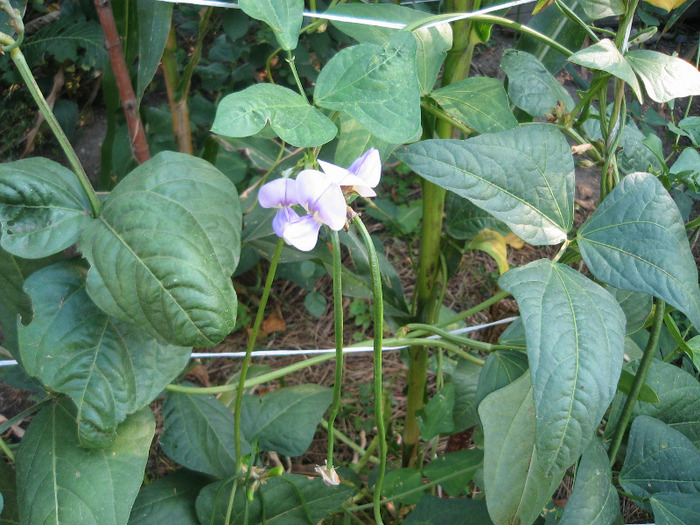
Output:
[
  {"xmin": 234, "ymin": 238, "xmax": 285, "ymax": 474},
  {"xmin": 320, "ymin": 420, "xmax": 380, "ymax": 464},
  {"xmin": 607, "ymin": 299, "xmax": 666, "ymax": 465},
  {"xmin": 162, "ymin": 24, "xmax": 193, "ymax": 154},
  {"xmin": 436, "ymin": 289, "xmax": 511, "ymax": 328},
  {"xmin": 351, "ymin": 215, "xmax": 386, "ymax": 525},
  {"xmin": 420, "ymin": 101, "xmax": 475, "ymax": 136},
  {"xmin": 6, "ymin": 46, "xmax": 101, "ymax": 217},
  {"xmin": 94, "ymin": 0, "xmax": 150, "ymax": 165},
  {"xmin": 327, "ymin": 231, "xmax": 344, "ymax": 468},
  {"xmin": 286, "ymin": 50, "xmax": 308, "ymax": 102},
  {"xmin": 0, "ymin": 437, "xmax": 14, "ymax": 462}
]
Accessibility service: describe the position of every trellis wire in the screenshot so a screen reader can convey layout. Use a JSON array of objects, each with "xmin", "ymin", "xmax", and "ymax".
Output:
[
  {"xmin": 0, "ymin": 316, "xmax": 517, "ymax": 367},
  {"xmin": 156, "ymin": 0, "xmax": 540, "ymax": 30}
]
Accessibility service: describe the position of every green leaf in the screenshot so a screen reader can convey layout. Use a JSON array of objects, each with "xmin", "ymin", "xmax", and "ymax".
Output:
[
  {"xmin": 80, "ymin": 152, "xmax": 241, "ymax": 347},
  {"xmin": 15, "ymin": 399, "xmax": 154, "ymax": 525},
  {"xmin": 212, "ymin": 84, "xmax": 337, "ymax": 148},
  {"xmin": 0, "ymin": 246, "xmax": 33, "ymax": 357},
  {"xmin": 377, "ymin": 468, "xmax": 423, "ymax": 505},
  {"xmin": 620, "ymin": 416, "xmax": 700, "ymax": 507},
  {"xmin": 578, "ymin": 172, "xmax": 700, "ymax": 329},
  {"xmin": 617, "ymin": 369, "xmax": 660, "ymax": 404},
  {"xmin": 326, "ymin": 3, "xmax": 452, "ymax": 94},
  {"xmin": 445, "ymin": 192, "xmax": 510, "ymax": 241},
  {"xmin": 431, "ymin": 77, "xmax": 518, "ymax": 134},
  {"xmin": 607, "ymin": 286, "xmax": 653, "ymax": 335},
  {"xmin": 0, "ymin": 158, "xmax": 92, "ymax": 258},
  {"xmin": 500, "ymin": 49, "xmax": 575, "ymax": 117},
  {"xmin": 160, "ymin": 390, "xmax": 249, "ymax": 479},
  {"xmin": 304, "ymin": 291, "xmax": 327, "ymax": 318},
  {"xmin": 479, "ymin": 374, "xmax": 565, "ymax": 525},
  {"xmin": 404, "ymin": 496, "xmax": 493, "ymax": 525},
  {"xmin": 240, "ymin": 384, "xmax": 332, "ymax": 457},
  {"xmin": 315, "ymin": 31, "xmax": 421, "ymax": 144},
  {"xmin": 626, "ymin": 50, "xmax": 700, "ymax": 103},
  {"xmin": 499, "ymin": 259, "xmax": 626, "ymax": 474},
  {"xmin": 677, "ymin": 117, "xmax": 700, "ymax": 146},
  {"xmin": 396, "ymin": 124, "xmax": 575, "ymax": 245},
  {"xmin": 579, "ymin": 0, "xmax": 624, "ymax": 19},
  {"xmin": 475, "ymin": 349, "xmax": 528, "ymax": 408},
  {"xmin": 568, "ymin": 39, "xmax": 642, "ymax": 101},
  {"xmin": 128, "ymin": 471, "xmax": 211, "ymax": 525},
  {"xmin": 0, "ymin": 459, "xmax": 18, "ymax": 525},
  {"xmin": 559, "ymin": 437, "xmax": 621, "ymax": 525},
  {"xmin": 417, "ymin": 383, "xmax": 455, "ymax": 441},
  {"xmin": 607, "ymin": 360, "xmax": 700, "ymax": 447},
  {"xmin": 422, "ymin": 449, "xmax": 483, "ymax": 497},
  {"xmin": 449, "ymin": 357, "xmax": 482, "ymax": 432},
  {"xmin": 238, "ymin": 0, "xmax": 303, "ymax": 51},
  {"xmin": 135, "ymin": 0, "xmax": 173, "ymax": 105},
  {"xmin": 651, "ymin": 493, "xmax": 700, "ymax": 525},
  {"xmin": 19, "ymin": 261, "xmax": 190, "ymax": 448},
  {"xmin": 195, "ymin": 474, "xmax": 354, "ymax": 525}
]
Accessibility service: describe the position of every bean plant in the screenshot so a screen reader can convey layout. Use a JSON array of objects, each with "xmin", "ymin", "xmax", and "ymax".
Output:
[{"xmin": 1, "ymin": 0, "xmax": 700, "ymax": 523}]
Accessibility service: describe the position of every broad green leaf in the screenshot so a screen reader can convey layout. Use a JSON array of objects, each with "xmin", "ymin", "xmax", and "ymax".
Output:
[
  {"xmin": 617, "ymin": 369, "xmax": 660, "ymax": 404},
  {"xmin": 135, "ymin": 0, "xmax": 173, "ymax": 105},
  {"xmin": 0, "ymin": 158, "xmax": 92, "ymax": 258},
  {"xmin": 396, "ymin": 125, "xmax": 575, "ymax": 245},
  {"xmin": 80, "ymin": 152, "xmax": 241, "ymax": 347},
  {"xmin": 670, "ymin": 148, "xmax": 700, "ymax": 190},
  {"xmin": 377, "ymin": 468, "xmax": 423, "ymax": 505},
  {"xmin": 16, "ymin": 399, "xmax": 154, "ymax": 525},
  {"xmin": 422, "ymin": 449, "xmax": 483, "ymax": 497},
  {"xmin": 0, "ymin": 246, "xmax": 33, "ymax": 357},
  {"xmin": 19, "ymin": 261, "xmax": 190, "ymax": 448},
  {"xmin": 404, "ymin": 496, "xmax": 493, "ymax": 525},
  {"xmin": 326, "ymin": 3, "xmax": 452, "ymax": 93},
  {"xmin": 500, "ymin": 49, "xmax": 575, "ymax": 117},
  {"xmin": 677, "ymin": 116, "xmax": 700, "ymax": 146},
  {"xmin": 0, "ymin": 459, "xmax": 18, "ymax": 525},
  {"xmin": 128, "ymin": 471, "xmax": 211, "ymax": 525},
  {"xmin": 0, "ymin": 0, "xmax": 26, "ymax": 37},
  {"xmin": 195, "ymin": 474, "xmax": 354, "ymax": 525},
  {"xmin": 314, "ymin": 31, "xmax": 421, "ymax": 144},
  {"xmin": 479, "ymin": 374, "xmax": 565, "ymax": 525},
  {"xmin": 607, "ymin": 287, "xmax": 653, "ymax": 335},
  {"xmin": 578, "ymin": 172, "xmax": 700, "ymax": 329},
  {"xmin": 450, "ymin": 357, "xmax": 481, "ymax": 432},
  {"xmin": 160, "ymin": 390, "xmax": 249, "ymax": 479},
  {"xmin": 620, "ymin": 416, "xmax": 700, "ymax": 507},
  {"xmin": 569, "ymin": 39, "xmax": 641, "ymax": 101},
  {"xmin": 445, "ymin": 192, "xmax": 510, "ymax": 241},
  {"xmin": 559, "ymin": 437, "xmax": 621, "ymax": 525},
  {"xmin": 651, "ymin": 493, "xmax": 700, "ymax": 525},
  {"xmin": 238, "ymin": 0, "xmax": 303, "ymax": 51},
  {"xmin": 626, "ymin": 50, "xmax": 700, "ymax": 103},
  {"xmin": 212, "ymin": 84, "xmax": 337, "ymax": 148},
  {"xmin": 499, "ymin": 259, "xmax": 626, "ymax": 474},
  {"xmin": 475, "ymin": 350, "xmax": 528, "ymax": 408},
  {"xmin": 498, "ymin": 316, "xmax": 527, "ymax": 347},
  {"xmin": 431, "ymin": 77, "xmax": 518, "ymax": 134},
  {"xmin": 579, "ymin": 0, "xmax": 624, "ymax": 19},
  {"xmin": 240, "ymin": 384, "xmax": 332, "ymax": 456},
  {"xmin": 333, "ymin": 114, "xmax": 396, "ymax": 169},
  {"xmin": 417, "ymin": 383, "xmax": 455, "ymax": 441},
  {"xmin": 608, "ymin": 360, "xmax": 700, "ymax": 447}
]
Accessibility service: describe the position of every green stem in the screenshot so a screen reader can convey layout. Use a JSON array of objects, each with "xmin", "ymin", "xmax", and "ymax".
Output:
[
  {"xmin": 607, "ymin": 299, "xmax": 666, "ymax": 465},
  {"xmin": 0, "ymin": 396, "xmax": 54, "ymax": 436},
  {"xmin": 402, "ymin": 325, "xmax": 518, "ymax": 354},
  {"xmin": 0, "ymin": 437, "xmax": 14, "ymax": 462},
  {"xmin": 436, "ymin": 289, "xmax": 510, "ymax": 328},
  {"xmin": 8, "ymin": 46, "xmax": 101, "ymax": 217},
  {"xmin": 420, "ymin": 101, "xmax": 475, "ymax": 136},
  {"xmin": 351, "ymin": 215, "xmax": 386, "ymax": 525},
  {"xmin": 553, "ymin": 0, "xmax": 599, "ymax": 43},
  {"xmin": 286, "ymin": 50, "xmax": 308, "ymax": 102},
  {"xmin": 320, "ymin": 420, "xmax": 380, "ymax": 464},
  {"xmin": 327, "ymin": 231, "xmax": 344, "ymax": 468},
  {"xmin": 234, "ymin": 238, "xmax": 285, "ymax": 474}
]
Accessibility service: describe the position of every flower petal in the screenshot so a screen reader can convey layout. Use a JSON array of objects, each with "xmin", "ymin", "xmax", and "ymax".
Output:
[
  {"xmin": 283, "ymin": 214, "xmax": 322, "ymax": 252},
  {"xmin": 349, "ymin": 148, "xmax": 381, "ymax": 189},
  {"xmin": 295, "ymin": 170, "xmax": 347, "ymax": 230},
  {"xmin": 272, "ymin": 207, "xmax": 299, "ymax": 238},
  {"xmin": 258, "ymin": 177, "xmax": 297, "ymax": 208},
  {"xmin": 317, "ymin": 160, "xmax": 366, "ymax": 187}
]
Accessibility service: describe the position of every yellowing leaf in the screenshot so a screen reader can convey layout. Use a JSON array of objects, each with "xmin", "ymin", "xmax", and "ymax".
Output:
[
  {"xmin": 642, "ymin": 0, "xmax": 691, "ymax": 11},
  {"xmin": 504, "ymin": 232, "xmax": 526, "ymax": 250},
  {"xmin": 468, "ymin": 229, "xmax": 509, "ymax": 274}
]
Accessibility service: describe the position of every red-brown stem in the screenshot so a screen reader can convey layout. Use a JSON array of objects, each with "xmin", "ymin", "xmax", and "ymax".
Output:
[{"xmin": 94, "ymin": 0, "xmax": 150, "ymax": 164}]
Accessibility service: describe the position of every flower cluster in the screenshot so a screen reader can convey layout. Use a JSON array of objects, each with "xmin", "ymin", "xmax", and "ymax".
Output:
[{"xmin": 258, "ymin": 149, "xmax": 381, "ymax": 251}]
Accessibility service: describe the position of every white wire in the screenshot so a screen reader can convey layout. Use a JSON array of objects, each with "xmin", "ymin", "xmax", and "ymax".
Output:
[
  {"xmin": 0, "ymin": 316, "xmax": 518, "ymax": 367},
  {"xmin": 155, "ymin": 0, "xmax": 539, "ymax": 30}
]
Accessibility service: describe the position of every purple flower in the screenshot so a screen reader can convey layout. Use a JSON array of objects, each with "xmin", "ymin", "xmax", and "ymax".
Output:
[
  {"xmin": 258, "ymin": 171, "xmax": 347, "ymax": 252},
  {"xmin": 318, "ymin": 148, "xmax": 381, "ymax": 198}
]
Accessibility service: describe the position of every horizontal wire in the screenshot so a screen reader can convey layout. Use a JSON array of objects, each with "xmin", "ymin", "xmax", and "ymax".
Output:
[{"xmin": 0, "ymin": 316, "xmax": 518, "ymax": 367}]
